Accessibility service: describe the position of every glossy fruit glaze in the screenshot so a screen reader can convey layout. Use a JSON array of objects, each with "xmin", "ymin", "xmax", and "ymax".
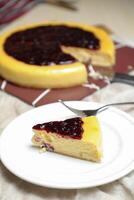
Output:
[
  {"xmin": 33, "ymin": 117, "xmax": 84, "ymax": 139},
  {"xmin": 4, "ymin": 25, "xmax": 100, "ymax": 66}
]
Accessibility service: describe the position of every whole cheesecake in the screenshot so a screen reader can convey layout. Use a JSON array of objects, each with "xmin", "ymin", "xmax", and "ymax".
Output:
[
  {"xmin": 0, "ymin": 21, "xmax": 115, "ymax": 88},
  {"xmin": 32, "ymin": 116, "xmax": 102, "ymax": 162}
]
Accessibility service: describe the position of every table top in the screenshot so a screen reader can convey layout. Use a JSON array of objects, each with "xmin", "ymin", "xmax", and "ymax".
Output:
[
  {"xmin": 0, "ymin": 1, "xmax": 134, "ymax": 199},
  {"xmin": 1, "ymin": 0, "xmax": 134, "ymax": 39}
]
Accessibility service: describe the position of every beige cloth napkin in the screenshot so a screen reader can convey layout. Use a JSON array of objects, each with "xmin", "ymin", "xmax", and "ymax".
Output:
[{"xmin": 0, "ymin": 83, "xmax": 134, "ymax": 200}]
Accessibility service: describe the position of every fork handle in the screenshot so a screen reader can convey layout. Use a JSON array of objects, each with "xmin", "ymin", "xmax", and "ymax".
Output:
[
  {"xmin": 105, "ymin": 102, "xmax": 134, "ymax": 106},
  {"xmin": 112, "ymin": 73, "xmax": 134, "ymax": 86},
  {"xmin": 98, "ymin": 102, "xmax": 134, "ymax": 114}
]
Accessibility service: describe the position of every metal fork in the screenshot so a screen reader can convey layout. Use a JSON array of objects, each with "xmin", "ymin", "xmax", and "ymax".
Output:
[{"xmin": 58, "ymin": 99, "xmax": 134, "ymax": 117}]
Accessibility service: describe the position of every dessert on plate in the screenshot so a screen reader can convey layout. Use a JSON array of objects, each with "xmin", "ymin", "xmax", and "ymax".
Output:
[
  {"xmin": 32, "ymin": 116, "xmax": 102, "ymax": 162},
  {"xmin": 0, "ymin": 21, "xmax": 115, "ymax": 88}
]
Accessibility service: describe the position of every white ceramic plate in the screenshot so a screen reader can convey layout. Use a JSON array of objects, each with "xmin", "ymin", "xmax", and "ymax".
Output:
[{"xmin": 0, "ymin": 101, "xmax": 134, "ymax": 189}]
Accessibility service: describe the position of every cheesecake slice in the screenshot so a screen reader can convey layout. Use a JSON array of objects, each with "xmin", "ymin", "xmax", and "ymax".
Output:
[
  {"xmin": 0, "ymin": 21, "xmax": 115, "ymax": 89},
  {"xmin": 32, "ymin": 116, "xmax": 102, "ymax": 162}
]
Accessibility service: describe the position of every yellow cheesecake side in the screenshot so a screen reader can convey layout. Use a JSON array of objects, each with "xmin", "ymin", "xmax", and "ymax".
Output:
[{"xmin": 32, "ymin": 116, "xmax": 102, "ymax": 162}]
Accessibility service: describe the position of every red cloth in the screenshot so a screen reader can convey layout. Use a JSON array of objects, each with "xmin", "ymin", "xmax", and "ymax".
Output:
[{"xmin": 0, "ymin": 0, "xmax": 37, "ymax": 25}]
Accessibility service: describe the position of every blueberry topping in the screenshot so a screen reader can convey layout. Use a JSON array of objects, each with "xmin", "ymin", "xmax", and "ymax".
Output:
[
  {"xmin": 33, "ymin": 117, "xmax": 84, "ymax": 139},
  {"xmin": 4, "ymin": 25, "xmax": 100, "ymax": 66}
]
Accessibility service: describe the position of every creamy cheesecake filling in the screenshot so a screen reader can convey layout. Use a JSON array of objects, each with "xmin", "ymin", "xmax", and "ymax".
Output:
[
  {"xmin": 32, "ymin": 116, "xmax": 102, "ymax": 162},
  {"xmin": 33, "ymin": 117, "xmax": 84, "ymax": 139},
  {"xmin": 4, "ymin": 25, "xmax": 100, "ymax": 66}
]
